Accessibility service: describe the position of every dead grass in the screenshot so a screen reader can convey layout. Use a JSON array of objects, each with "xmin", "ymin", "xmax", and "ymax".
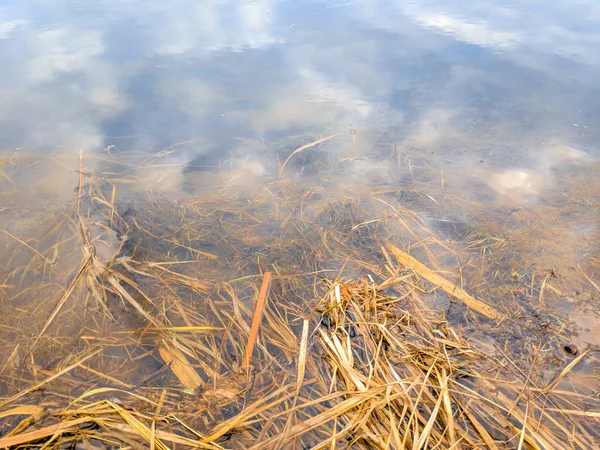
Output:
[{"xmin": 0, "ymin": 149, "xmax": 598, "ymax": 449}]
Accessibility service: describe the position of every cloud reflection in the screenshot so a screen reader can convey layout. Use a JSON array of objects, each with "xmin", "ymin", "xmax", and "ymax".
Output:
[{"xmin": 0, "ymin": 0, "xmax": 597, "ymax": 198}]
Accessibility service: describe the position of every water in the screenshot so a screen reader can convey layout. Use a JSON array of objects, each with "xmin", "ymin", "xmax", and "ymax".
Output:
[
  {"xmin": 0, "ymin": 1, "xmax": 599, "ymax": 446},
  {"xmin": 0, "ymin": 0, "xmax": 598, "ymax": 339},
  {"xmin": 1, "ymin": 0, "xmax": 598, "ymax": 156}
]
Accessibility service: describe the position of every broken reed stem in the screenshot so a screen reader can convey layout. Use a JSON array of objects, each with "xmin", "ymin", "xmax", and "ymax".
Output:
[
  {"xmin": 0, "ymin": 349, "xmax": 101, "ymax": 409},
  {"xmin": 278, "ymin": 133, "xmax": 342, "ymax": 180},
  {"xmin": 243, "ymin": 271, "xmax": 272, "ymax": 370},
  {"xmin": 296, "ymin": 319, "xmax": 309, "ymax": 393},
  {"xmin": 157, "ymin": 341, "xmax": 203, "ymax": 388},
  {"xmin": 386, "ymin": 242, "xmax": 502, "ymax": 320},
  {"xmin": 1, "ymin": 230, "xmax": 52, "ymax": 264},
  {"xmin": 25, "ymin": 252, "xmax": 93, "ymax": 358},
  {"xmin": 1, "ymin": 152, "xmax": 598, "ymax": 448},
  {"xmin": 0, "ymin": 418, "xmax": 101, "ymax": 448},
  {"xmin": 542, "ymin": 347, "xmax": 592, "ymax": 395},
  {"xmin": 78, "ymin": 149, "xmax": 84, "ymax": 212}
]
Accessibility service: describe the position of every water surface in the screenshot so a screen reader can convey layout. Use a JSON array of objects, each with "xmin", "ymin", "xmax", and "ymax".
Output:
[
  {"xmin": 1, "ymin": 0, "xmax": 600, "ymax": 348},
  {"xmin": 1, "ymin": 0, "xmax": 598, "ymax": 156}
]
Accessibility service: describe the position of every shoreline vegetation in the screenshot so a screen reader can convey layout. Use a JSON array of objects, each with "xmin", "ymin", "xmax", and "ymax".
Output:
[{"xmin": 0, "ymin": 141, "xmax": 598, "ymax": 448}]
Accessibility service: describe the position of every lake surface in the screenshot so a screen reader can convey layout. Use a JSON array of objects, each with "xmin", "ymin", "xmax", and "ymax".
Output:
[
  {"xmin": 1, "ymin": 0, "xmax": 599, "ymax": 161},
  {"xmin": 1, "ymin": 1, "xmax": 600, "ymax": 329},
  {"xmin": 0, "ymin": 1, "xmax": 599, "ymax": 447},
  {"xmin": 1, "ymin": 0, "xmax": 600, "ymax": 320},
  {"xmin": 0, "ymin": 0, "xmax": 599, "ymax": 340},
  {"xmin": 2, "ymin": 1, "xmax": 600, "ymax": 267}
]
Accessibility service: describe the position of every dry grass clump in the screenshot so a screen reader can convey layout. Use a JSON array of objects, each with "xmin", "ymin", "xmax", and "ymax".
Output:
[
  {"xmin": 1, "ymin": 274, "xmax": 597, "ymax": 448},
  {"xmin": 0, "ymin": 147, "xmax": 598, "ymax": 448}
]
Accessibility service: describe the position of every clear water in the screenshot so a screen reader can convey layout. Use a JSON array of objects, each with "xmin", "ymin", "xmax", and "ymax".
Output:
[
  {"xmin": 1, "ymin": 1, "xmax": 599, "ymax": 342},
  {"xmin": 0, "ymin": 4, "xmax": 599, "ymax": 447},
  {"xmin": 1, "ymin": 0, "xmax": 598, "ymax": 157}
]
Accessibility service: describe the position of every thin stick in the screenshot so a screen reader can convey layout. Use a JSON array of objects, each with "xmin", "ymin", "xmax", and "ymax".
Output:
[
  {"xmin": 78, "ymin": 149, "xmax": 84, "ymax": 212},
  {"xmin": 517, "ymin": 400, "xmax": 529, "ymax": 450},
  {"xmin": 542, "ymin": 347, "xmax": 591, "ymax": 394},
  {"xmin": 243, "ymin": 271, "xmax": 272, "ymax": 369},
  {"xmin": 579, "ymin": 265, "xmax": 600, "ymax": 293},
  {"xmin": 296, "ymin": 319, "xmax": 310, "ymax": 393},
  {"xmin": 1, "ymin": 230, "xmax": 52, "ymax": 264},
  {"xmin": 0, "ymin": 349, "xmax": 101, "ymax": 409},
  {"xmin": 0, "ymin": 418, "xmax": 100, "ymax": 448},
  {"xmin": 278, "ymin": 134, "xmax": 341, "ymax": 179},
  {"xmin": 110, "ymin": 184, "xmax": 117, "ymax": 226},
  {"xmin": 25, "ymin": 253, "xmax": 93, "ymax": 358},
  {"xmin": 537, "ymin": 274, "xmax": 550, "ymax": 306},
  {"xmin": 79, "ymin": 364, "xmax": 134, "ymax": 389}
]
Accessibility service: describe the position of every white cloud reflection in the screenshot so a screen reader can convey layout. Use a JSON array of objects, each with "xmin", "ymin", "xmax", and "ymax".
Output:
[
  {"xmin": 0, "ymin": 20, "xmax": 129, "ymax": 153},
  {"xmin": 26, "ymin": 29, "xmax": 104, "ymax": 82},
  {"xmin": 0, "ymin": 0, "xmax": 597, "ymax": 191},
  {"xmin": 0, "ymin": 19, "xmax": 26, "ymax": 39},
  {"xmin": 142, "ymin": 0, "xmax": 282, "ymax": 55},
  {"xmin": 405, "ymin": 9, "xmax": 520, "ymax": 49},
  {"xmin": 396, "ymin": 1, "xmax": 600, "ymax": 67}
]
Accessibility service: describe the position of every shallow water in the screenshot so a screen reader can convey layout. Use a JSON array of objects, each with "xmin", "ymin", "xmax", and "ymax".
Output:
[
  {"xmin": 0, "ymin": 0, "xmax": 598, "ymax": 349},
  {"xmin": 10, "ymin": 2, "xmax": 598, "ymax": 327},
  {"xmin": 0, "ymin": 0, "xmax": 599, "ymax": 445},
  {"xmin": 1, "ymin": 0, "xmax": 599, "ymax": 156}
]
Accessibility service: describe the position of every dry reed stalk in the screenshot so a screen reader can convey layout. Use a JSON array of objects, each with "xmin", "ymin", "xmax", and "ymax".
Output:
[
  {"xmin": 78, "ymin": 149, "xmax": 84, "ymax": 212},
  {"xmin": 0, "ymin": 349, "xmax": 101, "ymax": 409},
  {"xmin": 296, "ymin": 318, "xmax": 309, "ymax": 393},
  {"xmin": 243, "ymin": 271, "xmax": 272, "ymax": 369},
  {"xmin": 278, "ymin": 133, "xmax": 342, "ymax": 179},
  {"xmin": 0, "ymin": 417, "xmax": 103, "ymax": 448},
  {"xmin": 1, "ymin": 230, "xmax": 52, "ymax": 264},
  {"xmin": 0, "ymin": 405, "xmax": 44, "ymax": 420},
  {"xmin": 157, "ymin": 339, "xmax": 203, "ymax": 388},
  {"xmin": 387, "ymin": 242, "xmax": 502, "ymax": 320},
  {"xmin": 542, "ymin": 347, "xmax": 592, "ymax": 395},
  {"xmin": 25, "ymin": 250, "xmax": 93, "ymax": 357},
  {"xmin": 0, "ymin": 152, "xmax": 598, "ymax": 449},
  {"xmin": 107, "ymin": 400, "xmax": 169, "ymax": 450}
]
